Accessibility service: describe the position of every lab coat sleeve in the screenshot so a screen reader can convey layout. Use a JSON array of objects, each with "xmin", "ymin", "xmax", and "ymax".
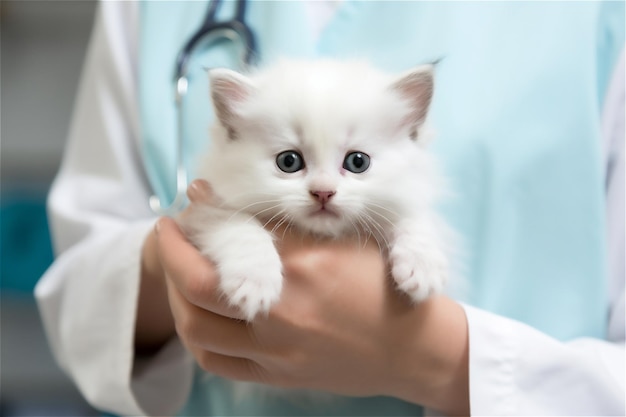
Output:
[
  {"xmin": 463, "ymin": 50, "xmax": 625, "ymax": 417},
  {"xmin": 34, "ymin": 2, "xmax": 194, "ymax": 415}
]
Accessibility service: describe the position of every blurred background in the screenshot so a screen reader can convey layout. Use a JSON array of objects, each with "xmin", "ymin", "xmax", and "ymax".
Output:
[{"xmin": 1, "ymin": 1, "xmax": 99, "ymax": 415}]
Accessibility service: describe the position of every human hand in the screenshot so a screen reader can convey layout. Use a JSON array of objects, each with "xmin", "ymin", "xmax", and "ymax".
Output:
[{"xmin": 153, "ymin": 179, "xmax": 469, "ymax": 416}]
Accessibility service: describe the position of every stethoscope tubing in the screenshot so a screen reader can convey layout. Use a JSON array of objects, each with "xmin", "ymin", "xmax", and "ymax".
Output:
[{"xmin": 149, "ymin": 0, "xmax": 257, "ymax": 215}]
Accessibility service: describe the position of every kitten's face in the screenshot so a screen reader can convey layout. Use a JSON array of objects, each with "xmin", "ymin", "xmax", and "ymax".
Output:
[{"xmin": 199, "ymin": 60, "xmax": 437, "ymax": 237}]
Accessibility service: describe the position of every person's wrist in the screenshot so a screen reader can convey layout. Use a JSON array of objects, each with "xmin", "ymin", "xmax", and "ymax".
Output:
[
  {"xmin": 387, "ymin": 296, "xmax": 470, "ymax": 416},
  {"xmin": 135, "ymin": 223, "xmax": 176, "ymax": 354},
  {"xmin": 141, "ymin": 224, "xmax": 166, "ymax": 286}
]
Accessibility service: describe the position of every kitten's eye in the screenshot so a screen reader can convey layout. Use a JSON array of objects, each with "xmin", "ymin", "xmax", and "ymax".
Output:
[
  {"xmin": 343, "ymin": 152, "xmax": 370, "ymax": 173},
  {"xmin": 276, "ymin": 150, "xmax": 305, "ymax": 173}
]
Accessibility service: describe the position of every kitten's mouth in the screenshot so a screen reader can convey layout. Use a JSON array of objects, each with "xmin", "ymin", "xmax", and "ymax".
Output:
[{"xmin": 309, "ymin": 205, "xmax": 340, "ymax": 218}]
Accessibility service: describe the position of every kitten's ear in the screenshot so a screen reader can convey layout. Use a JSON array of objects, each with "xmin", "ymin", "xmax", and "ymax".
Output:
[
  {"xmin": 390, "ymin": 64, "xmax": 434, "ymax": 140},
  {"xmin": 209, "ymin": 68, "xmax": 255, "ymax": 138}
]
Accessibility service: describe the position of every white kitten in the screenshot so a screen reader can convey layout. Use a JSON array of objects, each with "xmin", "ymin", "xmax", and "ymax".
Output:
[{"xmin": 180, "ymin": 59, "xmax": 450, "ymax": 320}]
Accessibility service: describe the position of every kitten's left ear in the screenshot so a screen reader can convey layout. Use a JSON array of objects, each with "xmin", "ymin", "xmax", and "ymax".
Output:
[
  {"xmin": 209, "ymin": 68, "xmax": 255, "ymax": 138},
  {"xmin": 390, "ymin": 64, "xmax": 434, "ymax": 139}
]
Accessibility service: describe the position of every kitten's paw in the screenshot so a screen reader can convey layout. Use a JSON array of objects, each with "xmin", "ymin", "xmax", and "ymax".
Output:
[
  {"xmin": 219, "ymin": 252, "xmax": 283, "ymax": 321},
  {"xmin": 390, "ymin": 241, "xmax": 448, "ymax": 302}
]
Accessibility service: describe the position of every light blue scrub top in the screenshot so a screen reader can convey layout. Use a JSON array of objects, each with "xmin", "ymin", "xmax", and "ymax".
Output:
[{"xmin": 139, "ymin": 2, "xmax": 624, "ymax": 415}]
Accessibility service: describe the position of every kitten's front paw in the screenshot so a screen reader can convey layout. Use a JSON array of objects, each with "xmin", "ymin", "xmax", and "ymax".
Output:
[
  {"xmin": 390, "ymin": 239, "xmax": 447, "ymax": 302},
  {"xmin": 219, "ymin": 251, "xmax": 283, "ymax": 321}
]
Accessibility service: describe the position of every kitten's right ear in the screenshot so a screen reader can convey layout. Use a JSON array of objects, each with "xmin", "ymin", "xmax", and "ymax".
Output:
[{"xmin": 209, "ymin": 68, "xmax": 255, "ymax": 138}]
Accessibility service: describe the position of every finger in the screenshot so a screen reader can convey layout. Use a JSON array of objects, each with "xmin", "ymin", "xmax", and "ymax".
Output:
[
  {"xmin": 189, "ymin": 345, "xmax": 267, "ymax": 385},
  {"xmin": 187, "ymin": 179, "xmax": 214, "ymax": 205},
  {"xmin": 166, "ymin": 280, "xmax": 256, "ymax": 358},
  {"xmin": 177, "ymin": 179, "xmax": 215, "ymax": 226},
  {"xmin": 155, "ymin": 217, "xmax": 245, "ymax": 320}
]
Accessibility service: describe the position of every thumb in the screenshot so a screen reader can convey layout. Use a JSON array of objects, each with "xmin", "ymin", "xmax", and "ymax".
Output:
[
  {"xmin": 187, "ymin": 179, "xmax": 215, "ymax": 205},
  {"xmin": 177, "ymin": 180, "xmax": 216, "ymax": 225}
]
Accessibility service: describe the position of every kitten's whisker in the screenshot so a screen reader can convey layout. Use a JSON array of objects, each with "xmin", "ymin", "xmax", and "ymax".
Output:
[
  {"xmin": 246, "ymin": 204, "xmax": 285, "ymax": 225},
  {"xmin": 366, "ymin": 202, "xmax": 400, "ymax": 219},
  {"xmin": 227, "ymin": 199, "xmax": 282, "ymax": 214},
  {"xmin": 355, "ymin": 216, "xmax": 383, "ymax": 256},
  {"xmin": 365, "ymin": 207, "xmax": 396, "ymax": 229},
  {"xmin": 280, "ymin": 216, "xmax": 296, "ymax": 240},
  {"xmin": 276, "ymin": 217, "xmax": 293, "ymax": 238},
  {"xmin": 270, "ymin": 212, "xmax": 292, "ymax": 235},
  {"xmin": 359, "ymin": 212, "xmax": 390, "ymax": 253},
  {"xmin": 216, "ymin": 193, "xmax": 280, "ymax": 210},
  {"xmin": 268, "ymin": 212, "xmax": 291, "ymax": 234},
  {"xmin": 346, "ymin": 217, "xmax": 366, "ymax": 249},
  {"xmin": 225, "ymin": 200, "xmax": 283, "ymax": 223},
  {"xmin": 263, "ymin": 209, "xmax": 287, "ymax": 229},
  {"xmin": 370, "ymin": 218, "xmax": 390, "ymax": 248}
]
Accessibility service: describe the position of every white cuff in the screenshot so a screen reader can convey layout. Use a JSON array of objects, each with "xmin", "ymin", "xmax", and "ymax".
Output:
[{"xmin": 463, "ymin": 304, "xmax": 625, "ymax": 416}]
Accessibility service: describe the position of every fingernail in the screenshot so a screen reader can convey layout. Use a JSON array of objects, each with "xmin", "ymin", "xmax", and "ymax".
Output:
[
  {"xmin": 193, "ymin": 179, "xmax": 210, "ymax": 194},
  {"xmin": 188, "ymin": 180, "xmax": 201, "ymax": 201},
  {"xmin": 189, "ymin": 180, "xmax": 213, "ymax": 204},
  {"xmin": 154, "ymin": 218, "xmax": 162, "ymax": 235}
]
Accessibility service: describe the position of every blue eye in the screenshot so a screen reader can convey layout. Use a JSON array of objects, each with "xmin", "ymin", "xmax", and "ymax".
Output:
[
  {"xmin": 276, "ymin": 150, "xmax": 305, "ymax": 173},
  {"xmin": 343, "ymin": 152, "xmax": 370, "ymax": 173}
]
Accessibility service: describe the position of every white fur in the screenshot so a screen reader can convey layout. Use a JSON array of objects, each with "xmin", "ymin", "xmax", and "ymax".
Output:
[{"xmin": 180, "ymin": 59, "xmax": 450, "ymax": 319}]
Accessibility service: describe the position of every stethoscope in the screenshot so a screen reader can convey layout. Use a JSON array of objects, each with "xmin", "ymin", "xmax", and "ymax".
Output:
[{"xmin": 149, "ymin": 0, "xmax": 258, "ymax": 215}]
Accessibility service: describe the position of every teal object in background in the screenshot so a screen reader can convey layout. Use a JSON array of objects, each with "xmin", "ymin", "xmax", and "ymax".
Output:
[{"xmin": 1, "ymin": 192, "xmax": 53, "ymax": 293}]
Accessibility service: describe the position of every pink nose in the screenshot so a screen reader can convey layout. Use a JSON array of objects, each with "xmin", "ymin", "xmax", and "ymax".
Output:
[{"xmin": 310, "ymin": 190, "xmax": 336, "ymax": 204}]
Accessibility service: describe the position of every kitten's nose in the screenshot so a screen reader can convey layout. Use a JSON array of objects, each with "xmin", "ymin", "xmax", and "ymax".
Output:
[{"xmin": 310, "ymin": 190, "xmax": 336, "ymax": 204}]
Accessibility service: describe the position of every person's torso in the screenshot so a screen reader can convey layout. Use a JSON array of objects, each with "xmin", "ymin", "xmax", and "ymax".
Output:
[{"xmin": 138, "ymin": 2, "xmax": 624, "ymax": 415}]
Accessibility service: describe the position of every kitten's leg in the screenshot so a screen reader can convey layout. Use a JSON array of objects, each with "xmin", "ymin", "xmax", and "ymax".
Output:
[
  {"xmin": 388, "ymin": 215, "xmax": 448, "ymax": 302},
  {"xmin": 179, "ymin": 207, "xmax": 283, "ymax": 321}
]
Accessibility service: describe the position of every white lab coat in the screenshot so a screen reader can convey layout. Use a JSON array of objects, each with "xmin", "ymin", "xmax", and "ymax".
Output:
[{"xmin": 35, "ymin": 2, "xmax": 625, "ymax": 416}]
